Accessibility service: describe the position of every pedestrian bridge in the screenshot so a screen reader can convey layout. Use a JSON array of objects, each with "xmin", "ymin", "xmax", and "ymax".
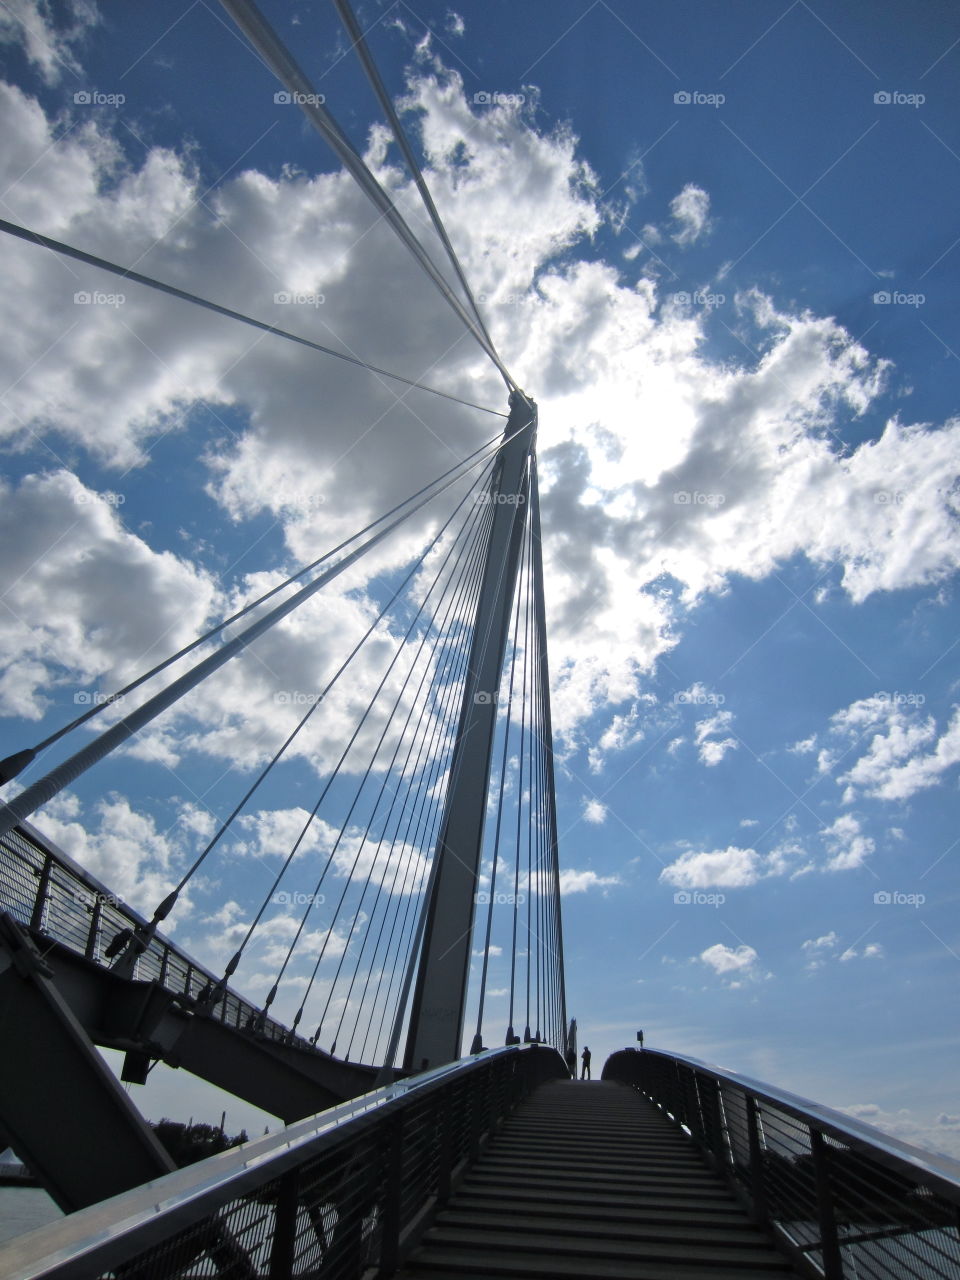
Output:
[
  {"xmin": 1, "ymin": 3, "xmax": 958, "ymax": 1277},
  {"xmin": 2, "ymin": 1043, "xmax": 959, "ymax": 1280}
]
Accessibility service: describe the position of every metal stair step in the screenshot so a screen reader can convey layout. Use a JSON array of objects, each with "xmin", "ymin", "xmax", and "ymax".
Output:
[
  {"xmin": 398, "ymin": 1244, "xmax": 794, "ymax": 1279},
  {"xmin": 436, "ymin": 1207, "xmax": 776, "ymax": 1248},
  {"xmin": 453, "ymin": 1189, "xmax": 747, "ymax": 1219}
]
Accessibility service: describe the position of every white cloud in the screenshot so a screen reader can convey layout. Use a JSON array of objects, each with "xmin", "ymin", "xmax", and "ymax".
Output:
[
  {"xmin": 0, "ymin": 471, "xmax": 218, "ymax": 720},
  {"xmin": 820, "ymin": 813, "xmax": 875, "ymax": 872},
  {"xmin": 802, "ymin": 930, "xmax": 839, "ymax": 970},
  {"xmin": 670, "ymin": 183, "xmax": 711, "ymax": 246},
  {"xmin": 821, "ymin": 696, "xmax": 960, "ymax": 803},
  {"xmin": 660, "ymin": 845, "xmax": 761, "ymax": 888},
  {"xmin": 34, "ymin": 790, "xmax": 192, "ymax": 922},
  {"xmin": 802, "ymin": 932, "xmax": 883, "ymax": 968},
  {"xmin": 0, "ymin": 50, "xmax": 958, "ymax": 770},
  {"xmin": 802, "ymin": 931, "xmax": 840, "ymax": 953},
  {"xmin": 582, "ymin": 798, "xmax": 607, "ymax": 824},
  {"xmin": 694, "ymin": 710, "xmax": 738, "ymax": 766},
  {"xmin": 557, "ymin": 868, "xmax": 621, "ymax": 893},
  {"xmin": 587, "ymin": 701, "xmax": 649, "ymax": 772},
  {"xmin": 699, "ymin": 942, "xmax": 758, "ymax": 977},
  {"xmin": 840, "ymin": 1103, "xmax": 960, "ymax": 1161},
  {"xmin": 0, "ymin": 0, "xmax": 97, "ymax": 85}
]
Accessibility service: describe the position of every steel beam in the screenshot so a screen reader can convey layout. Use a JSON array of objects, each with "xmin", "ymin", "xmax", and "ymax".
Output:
[
  {"xmin": 0, "ymin": 913, "xmax": 175, "ymax": 1211},
  {"xmin": 31, "ymin": 936, "xmax": 377, "ymax": 1121},
  {"xmin": 403, "ymin": 393, "xmax": 535, "ymax": 1072}
]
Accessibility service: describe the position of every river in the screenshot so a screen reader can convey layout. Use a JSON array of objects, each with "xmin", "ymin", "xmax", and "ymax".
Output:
[{"xmin": 0, "ymin": 1186, "xmax": 63, "ymax": 1245}]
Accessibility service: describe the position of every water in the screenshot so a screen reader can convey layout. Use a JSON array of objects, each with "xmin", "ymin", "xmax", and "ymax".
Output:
[{"xmin": 0, "ymin": 1186, "xmax": 63, "ymax": 1245}]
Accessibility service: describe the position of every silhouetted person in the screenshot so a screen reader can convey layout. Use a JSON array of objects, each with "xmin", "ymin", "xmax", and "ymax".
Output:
[
  {"xmin": 565, "ymin": 1046, "xmax": 576, "ymax": 1078},
  {"xmin": 580, "ymin": 1046, "xmax": 591, "ymax": 1080},
  {"xmin": 638, "ymin": 1029, "xmax": 644, "ymax": 1048}
]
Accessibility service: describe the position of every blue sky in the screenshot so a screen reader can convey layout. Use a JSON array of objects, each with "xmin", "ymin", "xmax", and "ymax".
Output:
[{"xmin": 0, "ymin": 0, "xmax": 959, "ymax": 1157}]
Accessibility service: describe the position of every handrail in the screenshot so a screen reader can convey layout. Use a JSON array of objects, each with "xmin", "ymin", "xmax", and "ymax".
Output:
[
  {"xmin": 605, "ymin": 1047, "xmax": 960, "ymax": 1280},
  {"xmin": 629, "ymin": 1047, "xmax": 960, "ymax": 1202},
  {"xmin": 0, "ymin": 1043, "xmax": 567, "ymax": 1280},
  {"xmin": 0, "ymin": 820, "xmax": 319, "ymax": 1056}
]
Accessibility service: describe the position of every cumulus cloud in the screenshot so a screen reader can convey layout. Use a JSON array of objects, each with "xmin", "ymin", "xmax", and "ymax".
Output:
[
  {"xmin": 586, "ymin": 701, "xmax": 649, "ymax": 772},
  {"xmin": 699, "ymin": 942, "xmax": 758, "ymax": 982},
  {"xmin": 802, "ymin": 931, "xmax": 883, "ymax": 968},
  {"xmin": 0, "ymin": 40, "xmax": 958, "ymax": 778},
  {"xmin": 824, "ymin": 696, "xmax": 960, "ymax": 804},
  {"xmin": 556, "ymin": 868, "xmax": 621, "ymax": 893},
  {"xmin": 582, "ymin": 798, "xmax": 607, "ymax": 824},
  {"xmin": 0, "ymin": 470, "xmax": 218, "ymax": 720},
  {"xmin": 0, "ymin": 0, "xmax": 97, "ymax": 85},
  {"xmin": 670, "ymin": 183, "xmax": 711, "ymax": 246},
  {"xmin": 841, "ymin": 1103, "xmax": 960, "ymax": 1161},
  {"xmin": 33, "ymin": 789, "xmax": 193, "ymax": 921},
  {"xmin": 660, "ymin": 845, "xmax": 761, "ymax": 889},
  {"xmin": 820, "ymin": 813, "xmax": 875, "ymax": 871},
  {"xmin": 694, "ymin": 709, "xmax": 738, "ymax": 766}
]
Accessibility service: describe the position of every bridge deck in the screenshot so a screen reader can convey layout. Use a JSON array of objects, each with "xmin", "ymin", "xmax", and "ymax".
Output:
[{"xmin": 396, "ymin": 1078, "xmax": 802, "ymax": 1279}]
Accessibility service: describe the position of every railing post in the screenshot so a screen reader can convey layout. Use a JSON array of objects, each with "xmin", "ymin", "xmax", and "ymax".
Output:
[
  {"xmin": 688, "ymin": 1071, "xmax": 706, "ymax": 1146},
  {"xmin": 30, "ymin": 852, "xmax": 52, "ymax": 931},
  {"xmin": 746, "ymin": 1094, "xmax": 768, "ymax": 1224},
  {"xmin": 84, "ymin": 894, "xmax": 102, "ymax": 960},
  {"xmin": 810, "ymin": 1128, "xmax": 844, "ymax": 1279},
  {"xmin": 469, "ymin": 1065, "xmax": 488, "ymax": 1159},
  {"xmin": 436, "ymin": 1087, "xmax": 454, "ymax": 1206},
  {"xmin": 379, "ymin": 1112, "xmax": 404, "ymax": 1274},
  {"xmin": 268, "ymin": 1168, "xmax": 300, "ymax": 1280}
]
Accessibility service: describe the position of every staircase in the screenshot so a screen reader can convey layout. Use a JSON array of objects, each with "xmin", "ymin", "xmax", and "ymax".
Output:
[{"xmin": 396, "ymin": 1078, "xmax": 801, "ymax": 1279}]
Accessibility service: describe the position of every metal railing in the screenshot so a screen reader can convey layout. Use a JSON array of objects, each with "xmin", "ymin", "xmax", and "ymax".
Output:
[
  {"xmin": 0, "ymin": 821, "xmax": 308, "ymax": 1051},
  {"xmin": 605, "ymin": 1048, "xmax": 960, "ymax": 1280},
  {"xmin": 0, "ymin": 1043, "xmax": 567, "ymax": 1280}
]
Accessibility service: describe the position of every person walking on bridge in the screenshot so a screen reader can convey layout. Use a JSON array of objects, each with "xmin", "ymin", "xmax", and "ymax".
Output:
[{"xmin": 580, "ymin": 1045, "xmax": 591, "ymax": 1080}]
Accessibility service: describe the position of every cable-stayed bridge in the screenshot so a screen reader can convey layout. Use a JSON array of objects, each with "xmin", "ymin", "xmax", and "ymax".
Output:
[{"xmin": 1, "ymin": 2, "xmax": 960, "ymax": 1277}]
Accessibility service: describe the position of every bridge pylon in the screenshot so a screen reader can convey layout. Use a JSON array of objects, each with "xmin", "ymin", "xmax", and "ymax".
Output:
[{"xmin": 402, "ymin": 393, "xmax": 537, "ymax": 1073}]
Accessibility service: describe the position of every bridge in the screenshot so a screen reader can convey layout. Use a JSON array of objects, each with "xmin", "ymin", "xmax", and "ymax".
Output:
[{"xmin": 1, "ymin": 1, "xmax": 960, "ymax": 1277}]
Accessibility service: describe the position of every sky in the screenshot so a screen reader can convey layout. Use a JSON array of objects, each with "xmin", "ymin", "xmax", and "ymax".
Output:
[{"xmin": 0, "ymin": 0, "xmax": 959, "ymax": 1163}]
